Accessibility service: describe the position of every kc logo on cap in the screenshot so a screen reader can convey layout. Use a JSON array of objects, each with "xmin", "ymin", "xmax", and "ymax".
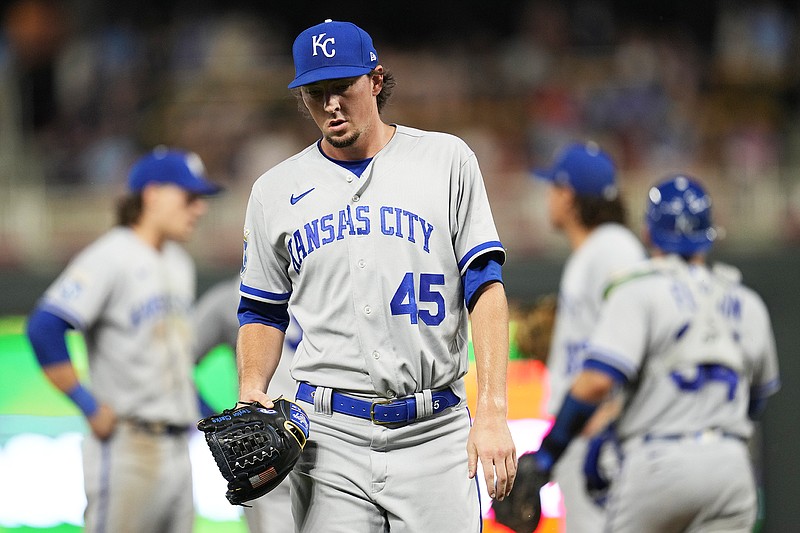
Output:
[
  {"xmin": 288, "ymin": 19, "xmax": 379, "ymax": 89},
  {"xmin": 312, "ymin": 33, "xmax": 336, "ymax": 58}
]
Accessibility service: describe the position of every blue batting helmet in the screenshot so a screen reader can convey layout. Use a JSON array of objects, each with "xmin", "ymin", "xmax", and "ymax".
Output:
[{"xmin": 645, "ymin": 174, "xmax": 717, "ymax": 255}]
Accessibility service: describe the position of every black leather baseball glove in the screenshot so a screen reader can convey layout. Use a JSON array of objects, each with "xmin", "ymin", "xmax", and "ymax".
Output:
[
  {"xmin": 492, "ymin": 452, "xmax": 549, "ymax": 533},
  {"xmin": 197, "ymin": 398, "xmax": 310, "ymax": 505}
]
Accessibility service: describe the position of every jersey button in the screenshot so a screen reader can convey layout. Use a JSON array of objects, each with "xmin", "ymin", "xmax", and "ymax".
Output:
[
  {"xmin": 358, "ymin": 259, "xmax": 366, "ymax": 268},
  {"xmin": 352, "ymin": 194, "xmax": 360, "ymax": 202},
  {"xmin": 372, "ymin": 351, "xmax": 380, "ymax": 359},
  {"xmin": 386, "ymin": 390, "xmax": 396, "ymax": 398},
  {"xmin": 346, "ymin": 175, "xmax": 353, "ymax": 183},
  {"xmin": 364, "ymin": 305, "xmax": 372, "ymax": 314}
]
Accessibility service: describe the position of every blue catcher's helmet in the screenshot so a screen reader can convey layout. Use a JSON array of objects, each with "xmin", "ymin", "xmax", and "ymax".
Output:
[{"xmin": 645, "ymin": 175, "xmax": 717, "ymax": 255}]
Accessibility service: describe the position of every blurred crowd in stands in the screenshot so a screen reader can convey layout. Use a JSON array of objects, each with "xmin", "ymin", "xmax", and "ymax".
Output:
[{"xmin": 1, "ymin": 0, "xmax": 800, "ymax": 269}]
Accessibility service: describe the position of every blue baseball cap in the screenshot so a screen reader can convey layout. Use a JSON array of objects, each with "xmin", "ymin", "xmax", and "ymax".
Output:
[
  {"xmin": 645, "ymin": 174, "xmax": 717, "ymax": 255},
  {"xmin": 288, "ymin": 19, "xmax": 378, "ymax": 89},
  {"xmin": 533, "ymin": 142, "xmax": 618, "ymax": 199},
  {"xmin": 128, "ymin": 148, "xmax": 222, "ymax": 195}
]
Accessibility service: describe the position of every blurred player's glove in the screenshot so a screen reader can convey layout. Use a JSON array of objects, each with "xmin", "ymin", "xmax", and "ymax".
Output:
[
  {"xmin": 514, "ymin": 294, "xmax": 557, "ymax": 363},
  {"xmin": 197, "ymin": 398, "xmax": 310, "ymax": 505},
  {"xmin": 492, "ymin": 452, "xmax": 550, "ymax": 533},
  {"xmin": 583, "ymin": 426, "xmax": 620, "ymax": 508}
]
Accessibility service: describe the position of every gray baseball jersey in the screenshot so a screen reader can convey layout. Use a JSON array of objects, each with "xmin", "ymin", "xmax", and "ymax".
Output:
[
  {"xmin": 39, "ymin": 225, "xmax": 199, "ymax": 533},
  {"xmin": 586, "ymin": 256, "xmax": 780, "ymax": 532},
  {"xmin": 40, "ymin": 226, "xmax": 198, "ymax": 425},
  {"xmin": 547, "ymin": 223, "xmax": 647, "ymax": 415},
  {"xmin": 545, "ymin": 223, "xmax": 645, "ymax": 533},
  {"xmin": 240, "ymin": 124, "xmax": 504, "ymax": 399},
  {"xmin": 590, "ymin": 256, "xmax": 780, "ymax": 440},
  {"xmin": 240, "ymin": 124, "xmax": 503, "ymax": 532}
]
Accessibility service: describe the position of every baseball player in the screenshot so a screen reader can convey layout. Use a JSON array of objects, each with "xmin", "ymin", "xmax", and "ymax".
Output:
[
  {"xmin": 534, "ymin": 141, "xmax": 646, "ymax": 530},
  {"xmin": 235, "ymin": 19, "xmax": 516, "ymax": 533},
  {"xmin": 26, "ymin": 148, "xmax": 221, "ymax": 533},
  {"xmin": 192, "ymin": 275, "xmax": 301, "ymax": 532},
  {"xmin": 517, "ymin": 174, "xmax": 781, "ymax": 532}
]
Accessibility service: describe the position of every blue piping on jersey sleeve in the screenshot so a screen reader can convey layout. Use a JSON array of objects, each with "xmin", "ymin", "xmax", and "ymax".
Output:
[
  {"xmin": 457, "ymin": 241, "xmax": 506, "ymax": 273},
  {"xmin": 37, "ymin": 301, "xmax": 85, "ymax": 331},
  {"xmin": 751, "ymin": 377, "xmax": 781, "ymax": 399},
  {"xmin": 584, "ymin": 347, "xmax": 638, "ymax": 383},
  {"xmin": 748, "ymin": 378, "xmax": 781, "ymax": 420},
  {"xmin": 26, "ymin": 307, "xmax": 75, "ymax": 367},
  {"xmin": 463, "ymin": 256, "xmax": 503, "ymax": 311},
  {"xmin": 238, "ymin": 296, "xmax": 290, "ymax": 332},
  {"xmin": 239, "ymin": 283, "xmax": 291, "ymax": 305},
  {"xmin": 583, "ymin": 359, "xmax": 629, "ymax": 386}
]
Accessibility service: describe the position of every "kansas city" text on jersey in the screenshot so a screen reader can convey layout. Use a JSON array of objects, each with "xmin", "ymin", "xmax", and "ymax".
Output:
[{"xmin": 287, "ymin": 205, "xmax": 434, "ymax": 273}]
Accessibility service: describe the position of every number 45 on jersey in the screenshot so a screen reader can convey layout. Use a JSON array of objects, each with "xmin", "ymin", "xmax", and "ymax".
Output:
[{"xmin": 391, "ymin": 272, "xmax": 445, "ymax": 326}]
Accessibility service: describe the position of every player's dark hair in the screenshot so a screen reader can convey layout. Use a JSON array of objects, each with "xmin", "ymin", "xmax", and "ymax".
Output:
[
  {"xmin": 291, "ymin": 68, "xmax": 396, "ymax": 115},
  {"xmin": 115, "ymin": 194, "xmax": 143, "ymax": 226},
  {"xmin": 574, "ymin": 194, "xmax": 627, "ymax": 228}
]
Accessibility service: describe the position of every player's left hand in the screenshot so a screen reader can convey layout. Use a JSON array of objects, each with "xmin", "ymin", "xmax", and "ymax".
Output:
[
  {"xmin": 238, "ymin": 388, "xmax": 273, "ymax": 408},
  {"xmin": 467, "ymin": 413, "xmax": 517, "ymax": 500},
  {"xmin": 88, "ymin": 403, "xmax": 117, "ymax": 441}
]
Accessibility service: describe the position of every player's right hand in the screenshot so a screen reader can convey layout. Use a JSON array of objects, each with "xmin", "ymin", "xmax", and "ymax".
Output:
[
  {"xmin": 467, "ymin": 412, "xmax": 517, "ymax": 500},
  {"xmin": 88, "ymin": 403, "xmax": 117, "ymax": 440}
]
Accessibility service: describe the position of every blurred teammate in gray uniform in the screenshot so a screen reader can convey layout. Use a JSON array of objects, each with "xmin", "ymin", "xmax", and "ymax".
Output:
[
  {"xmin": 520, "ymin": 174, "xmax": 780, "ymax": 532},
  {"xmin": 26, "ymin": 148, "xmax": 221, "ymax": 533},
  {"xmin": 236, "ymin": 19, "xmax": 516, "ymax": 533},
  {"xmin": 533, "ymin": 141, "xmax": 645, "ymax": 530},
  {"xmin": 192, "ymin": 276, "xmax": 300, "ymax": 532}
]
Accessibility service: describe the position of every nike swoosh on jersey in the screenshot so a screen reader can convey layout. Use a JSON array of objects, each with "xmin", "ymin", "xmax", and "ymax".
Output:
[{"xmin": 290, "ymin": 188, "xmax": 315, "ymax": 205}]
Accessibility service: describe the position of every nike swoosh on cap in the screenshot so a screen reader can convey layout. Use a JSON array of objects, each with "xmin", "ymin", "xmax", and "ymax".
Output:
[{"xmin": 290, "ymin": 188, "xmax": 315, "ymax": 205}]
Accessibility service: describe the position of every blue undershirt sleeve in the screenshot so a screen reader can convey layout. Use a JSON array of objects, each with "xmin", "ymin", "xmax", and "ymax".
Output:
[
  {"xmin": 463, "ymin": 254, "xmax": 504, "ymax": 311},
  {"xmin": 237, "ymin": 296, "xmax": 290, "ymax": 332},
  {"xmin": 536, "ymin": 392, "xmax": 599, "ymax": 470},
  {"xmin": 26, "ymin": 307, "xmax": 74, "ymax": 367}
]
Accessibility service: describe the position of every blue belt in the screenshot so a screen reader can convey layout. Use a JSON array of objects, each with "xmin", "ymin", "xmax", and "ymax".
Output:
[{"xmin": 296, "ymin": 382, "xmax": 460, "ymax": 426}]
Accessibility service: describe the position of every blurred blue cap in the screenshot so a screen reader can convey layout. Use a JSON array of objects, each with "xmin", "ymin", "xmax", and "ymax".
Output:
[
  {"xmin": 288, "ymin": 19, "xmax": 378, "ymax": 89},
  {"xmin": 533, "ymin": 142, "xmax": 618, "ymax": 199},
  {"xmin": 645, "ymin": 174, "xmax": 716, "ymax": 255},
  {"xmin": 128, "ymin": 148, "xmax": 221, "ymax": 195}
]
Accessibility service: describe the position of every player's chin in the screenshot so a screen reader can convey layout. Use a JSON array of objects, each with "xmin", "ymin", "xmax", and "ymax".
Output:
[
  {"xmin": 170, "ymin": 224, "xmax": 197, "ymax": 242},
  {"xmin": 325, "ymin": 130, "xmax": 360, "ymax": 149}
]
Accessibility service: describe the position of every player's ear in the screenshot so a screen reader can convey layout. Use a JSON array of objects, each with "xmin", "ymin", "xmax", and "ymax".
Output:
[
  {"xmin": 560, "ymin": 187, "xmax": 578, "ymax": 215},
  {"xmin": 140, "ymin": 182, "xmax": 159, "ymax": 205},
  {"xmin": 371, "ymin": 66, "xmax": 384, "ymax": 96}
]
